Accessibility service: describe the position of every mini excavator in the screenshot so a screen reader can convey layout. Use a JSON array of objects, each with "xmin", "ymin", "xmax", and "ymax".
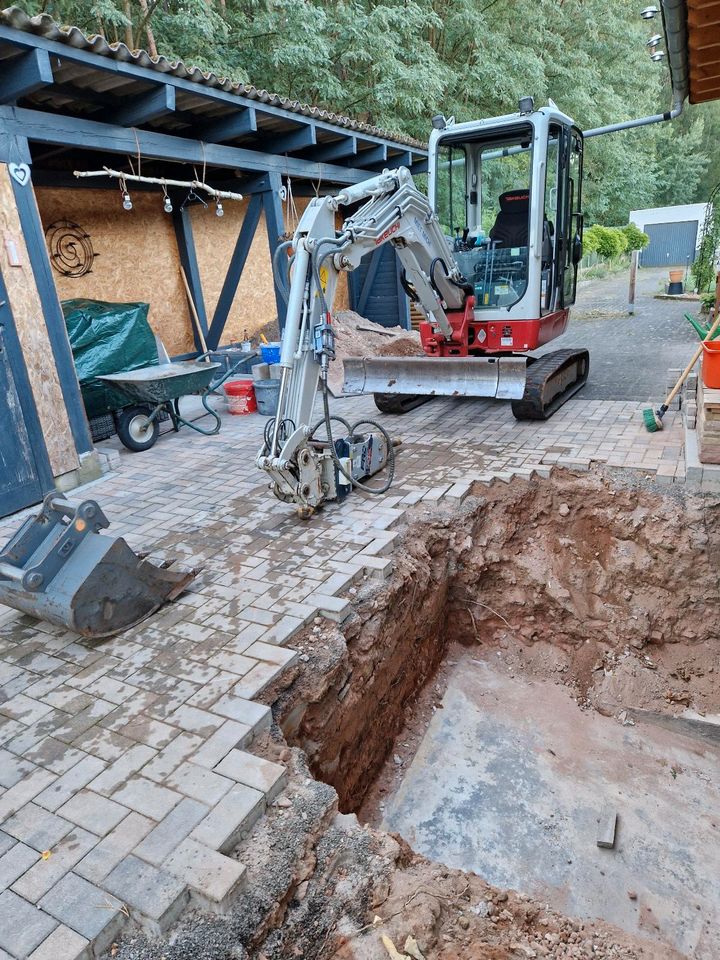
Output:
[{"xmin": 258, "ymin": 99, "xmax": 589, "ymax": 515}]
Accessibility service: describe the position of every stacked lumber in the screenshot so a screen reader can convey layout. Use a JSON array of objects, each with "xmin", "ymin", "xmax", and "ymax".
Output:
[{"xmin": 698, "ymin": 374, "xmax": 720, "ymax": 463}]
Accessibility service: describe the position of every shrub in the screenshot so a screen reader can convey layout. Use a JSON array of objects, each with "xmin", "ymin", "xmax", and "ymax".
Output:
[
  {"xmin": 584, "ymin": 224, "xmax": 626, "ymax": 259},
  {"xmin": 621, "ymin": 222, "xmax": 650, "ymax": 250}
]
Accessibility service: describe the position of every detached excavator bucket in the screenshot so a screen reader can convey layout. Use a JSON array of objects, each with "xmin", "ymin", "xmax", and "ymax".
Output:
[
  {"xmin": 0, "ymin": 494, "xmax": 196, "ymax": 639},
  {"xmin": 342, "ymin": 355, "xmax": 528, "ymax": 400}
]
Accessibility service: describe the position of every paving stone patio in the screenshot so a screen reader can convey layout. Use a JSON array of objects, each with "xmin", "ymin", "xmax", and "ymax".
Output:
[{"xmin": 0, "ymin": 390, "xmax": 694, "ymax": 958}]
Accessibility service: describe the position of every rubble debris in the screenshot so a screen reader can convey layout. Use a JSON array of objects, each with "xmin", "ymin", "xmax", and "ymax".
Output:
[
  {"xmin": 596, "ymin": 806, "xmax": 618, "ymax": 849},
  {"xmin": 328, "ymin": 309, "xmax": 423, "ymax": 394}
]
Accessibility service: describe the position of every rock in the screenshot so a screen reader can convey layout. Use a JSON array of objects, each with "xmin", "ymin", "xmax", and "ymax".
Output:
[
  {"xmin": 558, "ymin": 503, "xmax": 570, "ymax": 517},
  {"xmin": 628, "ymin": 890, "xmax": 637, "ymax": 900},
  {"xmin": 458, "ymin": 916, "xmax": 470, "ymax": 929}
]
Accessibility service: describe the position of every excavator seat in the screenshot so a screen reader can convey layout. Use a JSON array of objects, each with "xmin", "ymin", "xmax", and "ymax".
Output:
[{"xmin": 489, "ymin": 190, "xmax": 530, "ymax": 248}]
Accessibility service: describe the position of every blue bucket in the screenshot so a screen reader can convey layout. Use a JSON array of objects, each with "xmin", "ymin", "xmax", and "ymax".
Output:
[{"xmin": 261, "ymin": 342, "xmax": 281, "ymax": 364}]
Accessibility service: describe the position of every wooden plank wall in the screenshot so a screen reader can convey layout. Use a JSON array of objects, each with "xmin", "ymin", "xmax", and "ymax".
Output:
[
  {"xmin": 0, "ymin": 167, "xmax": 78, "ymax": 477},
  {"xmin": 35, "ymin": 188, "xmax": 351, "ymax": 355}
]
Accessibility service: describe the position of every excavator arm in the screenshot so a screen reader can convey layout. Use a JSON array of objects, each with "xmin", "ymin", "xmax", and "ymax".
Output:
[{"xmin": 256, "ymin": 167, "xmax": 469, "ymax": 515}]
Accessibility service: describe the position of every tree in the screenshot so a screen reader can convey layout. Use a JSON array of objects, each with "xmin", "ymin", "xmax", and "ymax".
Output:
[{"xmin": 621, "ymin": 223, "xmax": 649, "ymax": 250}]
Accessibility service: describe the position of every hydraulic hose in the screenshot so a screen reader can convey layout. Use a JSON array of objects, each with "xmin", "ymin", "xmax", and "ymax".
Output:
[{"xmin": 272, "ymin": 239, "xmax": 294, "ymax": 305}]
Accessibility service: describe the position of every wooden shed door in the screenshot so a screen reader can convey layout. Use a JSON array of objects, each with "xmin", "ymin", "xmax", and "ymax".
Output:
[{"xmin": 0, "ymin": 271, "xmax": 53, "ymax": 519}]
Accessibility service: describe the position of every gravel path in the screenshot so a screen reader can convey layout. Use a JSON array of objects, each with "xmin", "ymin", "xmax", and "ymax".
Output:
[{"xmin": 541, "ymin": 266, "xmax": 699, "ymax": 401}]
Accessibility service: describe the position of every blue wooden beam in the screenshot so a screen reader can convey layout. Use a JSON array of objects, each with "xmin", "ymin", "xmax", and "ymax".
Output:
[
  {"xmin": 172, "ymin": 204, "xmax": 209, "ymax": 351},
  {"xmin": 0, "ymin": 26, "xmax": 427, "ymax": 162},
  {"xmin": 206, "ymin": 193, "xmax": 263, "ymax": 349},
  {"xmin": 262, "ymin": 125, "xmax": 317, "ymax": 155},
  {"xmin": 0, "ymin": 49, "xmax": 53, "ymax": 104},
  {"xmin": 357, "ymin": 143, "xmax": 387, "ymax": 167},
  {"xmin": 199, "ymin": 107, "xmax": 257, "ymax": 143},
  {"xmin": 112, "ymin": 84, "xmax": 175, "ymax": 127},
  {"xmin": 410, "ymin": 158, "xmax": 429, "ymax": 175},
  {"xmin": 0, "ymin": 105, "xmax": 374, "ymax": 185},
  {"xmin": 381, "ymin": 151, "xmax": 413, "ymax": 171},
  {"xmin": 311, "ymin": 136, "xmax": 358, "ymax": 163},
  {"xmin": 262, "ymin": 172, "xmax": 287, "ymax": 330},
  {"xmin": 10, "ymin": 164, "xmax": 93, "ymax": 457},
  {"xmin": 356, "ymin": 246, "xmax": 384, "ymax": 315}
]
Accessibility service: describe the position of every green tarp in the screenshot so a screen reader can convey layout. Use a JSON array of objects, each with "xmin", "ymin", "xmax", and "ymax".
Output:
[{"xmin": 62, "ymin": 299, "xmax": 159, "ymax": 419}]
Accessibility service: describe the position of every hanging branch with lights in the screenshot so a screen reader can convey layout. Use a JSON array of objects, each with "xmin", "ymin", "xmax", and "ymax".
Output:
[{"xmin": 72, "ymin": 167, "xmax": 243, "ymax": 216}]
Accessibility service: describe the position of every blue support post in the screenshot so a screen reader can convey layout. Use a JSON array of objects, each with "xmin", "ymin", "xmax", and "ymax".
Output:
[
  {"xmin": 262, "ymin": 172, "xmax": 287, "ymax": 331},
  {"xmin": 206, "ymin": 194, "xmax": 263, "ymax": 349},
  {"xmin": 9, "ymin": 158, "xmax": 93, "ymax": 456},
  {"xmin": 172, "ymin": 204, "xmax": 208, "ymax": 352}
]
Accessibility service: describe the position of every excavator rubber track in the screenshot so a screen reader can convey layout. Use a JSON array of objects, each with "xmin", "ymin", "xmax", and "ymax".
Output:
[
  {"xmin": 373, "ymin": 393, "xmax": 433, "ymax": 414},
  {"xmin": 510, "ymin": 348, "xmax": 589, "ymax": 421}
]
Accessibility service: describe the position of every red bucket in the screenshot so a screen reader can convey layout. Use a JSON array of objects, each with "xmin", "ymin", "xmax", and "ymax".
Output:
[
  {"xmin": 702, "ymin": 341, "xmax": 720, "ymax": 389},
  {"xmin": 224, "ymin": 379, "xmax": 257, "ymax": 415}
]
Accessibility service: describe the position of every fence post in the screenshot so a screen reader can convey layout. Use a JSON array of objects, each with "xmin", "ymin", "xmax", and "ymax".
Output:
[{"xmin": 628, "ymin": 249, "xmax": 639, "ymax": 315}]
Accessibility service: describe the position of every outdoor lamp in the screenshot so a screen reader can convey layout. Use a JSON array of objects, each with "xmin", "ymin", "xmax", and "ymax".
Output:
[
  {"xmin": 650, "ymin": 49, "xmax": 665, "ymax": 62},
  {"xmin": 640, "ymin": 5, "xmax": 659, "ymax": 18},
  {"xmin": 646, "ymin": 34, "xmax": 662, "ymax": 47}
]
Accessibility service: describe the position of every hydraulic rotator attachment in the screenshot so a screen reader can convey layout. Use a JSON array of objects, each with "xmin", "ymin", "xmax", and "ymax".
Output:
[{"xmin": 0, "ymin": 494, "xmax": 196, "ymax": 638}]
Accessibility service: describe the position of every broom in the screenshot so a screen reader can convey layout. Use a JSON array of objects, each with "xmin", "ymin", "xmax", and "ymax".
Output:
[{"xmin": 642, "ymin": 311, "xmax": 720, "ymax": 432}]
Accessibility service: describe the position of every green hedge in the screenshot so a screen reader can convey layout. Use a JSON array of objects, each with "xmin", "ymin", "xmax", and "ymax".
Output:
[{"xmin": 582, "ymin": 223, "xmax": 649, "ymax": 259}]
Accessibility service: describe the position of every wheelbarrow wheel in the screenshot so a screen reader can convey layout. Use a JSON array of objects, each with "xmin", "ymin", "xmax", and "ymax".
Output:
[{"xmin": 115, "ymin": 406, "xmax": 159, "ymax": 452}]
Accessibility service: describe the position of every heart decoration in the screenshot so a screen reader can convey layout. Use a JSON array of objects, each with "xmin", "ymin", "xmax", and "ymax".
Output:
[{"xmin": 8, "ymin": 163, "xmax": 30, "ymax": 187}]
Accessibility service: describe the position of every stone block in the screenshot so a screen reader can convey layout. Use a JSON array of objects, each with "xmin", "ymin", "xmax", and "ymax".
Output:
[
  {"xmin": 213, "ymin": 750, "xmax": 287, "ymax": 801},
  {"xmin": 191, "ymin": 720, "xmax": 252, "ymax": 770},
  {"xmin": 33, "ymin": 756, "xmax": 106, "ymax": 813},
  {"xmin": 165, "ymin": 762, "xmax": 233, "ymax": 806},
  {"xmin": 209, "ymin": 696, "xmax": 271, "ymax": 731},
  {"xmin": 0, "ymin": 769, "xmax": 56, "ymax": 822},
  {"xmin": 133, "ymin": 797, "xmax": 209, "ymax": 867},
  {"xmin": 0, "ymin": 889, "xmax": 58, "ymax": 958},
  {"xmin": 11, "ymin": 827, "xmax": 98, "ymax": 903},
  {"xmin": 110, "ymin": 776, "xmax": 182, "ymax": 821},
  {"xmin": 57, "ymin": 790, "xmax": 130, "ymax": 837},
  {"xmin": 102, "ymin": 855, "xmax": 188, "ymax": 936},
  {"xmin": 27, "ymin": 924, "xmax": 90, "ymax": 960},
  {"xmin": 75, "ymin": 813, "xmax": 153, "ymax": 884},
  {"xmin": 87, "ymin": 744, "xmax": 156, "ymax": 796},
  {"xmin": 163, "ymin": 838, "xmax": 246, "ymax": 912},
  {"xmin": 3, "ymin": 803, "xmax": 74, "ymax": 853},
  {"xmin": 40, "ymin": 871, "xmax": 125, "ymax": 952},
  {"xmin": 0, "ymin": 841, "xmax": 39, "ymax": 892},
  {"xmin": 189, "ymin": 784, "xmax": 265, "ymax": 853}
]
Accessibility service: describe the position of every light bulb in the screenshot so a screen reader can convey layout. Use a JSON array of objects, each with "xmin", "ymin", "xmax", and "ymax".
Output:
[
  {"xmin": 164, "ymin": 196, "xmax": 173, "ymax": 213},
  {"xmin": 216, "ymin": 201, "xmax": 224, "ymax": 217},
  {"xmin": 122, "ymin": 192, "xmax": 133, "ymax": 211}
]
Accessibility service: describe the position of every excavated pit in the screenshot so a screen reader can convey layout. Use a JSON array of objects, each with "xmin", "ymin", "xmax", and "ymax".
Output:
[{"xmin": 273, "ymin": 469, "xmax": 720, "ymax": 959}]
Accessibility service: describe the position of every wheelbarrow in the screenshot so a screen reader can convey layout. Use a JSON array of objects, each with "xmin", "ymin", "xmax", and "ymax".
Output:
[
  {"xmin": 0, "ymin": 494, "xmax": 196, "ymax": 638},
  {"xmin": 99, "ymin": 359, "xmax": 223, "ymax": 451}
]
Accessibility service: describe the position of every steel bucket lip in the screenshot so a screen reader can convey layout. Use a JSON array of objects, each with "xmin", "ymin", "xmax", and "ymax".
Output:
[{"xmin": 341, "ymin": 355, "xmax": 527, "ymax": 399}]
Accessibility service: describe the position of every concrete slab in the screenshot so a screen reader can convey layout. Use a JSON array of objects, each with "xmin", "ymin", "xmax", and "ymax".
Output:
[{"xmin": 382, "ymin": 657, "xmax": 720, "ymax": 960}]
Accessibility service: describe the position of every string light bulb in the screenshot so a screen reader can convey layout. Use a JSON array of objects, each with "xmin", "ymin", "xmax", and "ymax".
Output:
[
  {"xmin": 216, "ymin": 200, "xmax": 224, "ymax": 218},
  {"xmin": 163, "ymin": 195, "xmax": 173, "ymax": 213},
  {"xmin": 122, "ymin": 191, "xmax": 133, "ymax": 211}
]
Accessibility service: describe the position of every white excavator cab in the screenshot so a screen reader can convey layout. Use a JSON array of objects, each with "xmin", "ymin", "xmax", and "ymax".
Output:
[{"xmin": 426, "ymin": 102, "xmax": 584, "ymax": 342}]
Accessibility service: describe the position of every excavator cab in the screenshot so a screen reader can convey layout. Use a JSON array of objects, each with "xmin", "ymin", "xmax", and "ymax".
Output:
[{"xmin": 427, "ymin": 100, "xmax": 584, "ymax": 351}]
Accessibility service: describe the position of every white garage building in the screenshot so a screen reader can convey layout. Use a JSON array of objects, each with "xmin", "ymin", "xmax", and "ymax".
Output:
[{"xmin": 629, "ymin": 203, "xmax": 710, "ymax": 268}]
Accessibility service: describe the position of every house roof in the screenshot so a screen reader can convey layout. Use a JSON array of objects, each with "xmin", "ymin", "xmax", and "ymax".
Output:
[
  {"xmin": 0, "ymin": 5, "xmax": 425, "ymax": 150},
  {"xmin": 686, "ymin": 0, "xmax": 720, "ymax": 102}
]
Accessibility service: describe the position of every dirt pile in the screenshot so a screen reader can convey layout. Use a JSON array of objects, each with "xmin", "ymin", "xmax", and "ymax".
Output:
[{"xmin": 328, "ymin": 310, "xmax": 423, "ymax": 394}]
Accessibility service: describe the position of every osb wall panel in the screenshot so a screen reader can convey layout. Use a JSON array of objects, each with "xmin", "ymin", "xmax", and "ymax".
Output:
[
  {"xmin": 192, "ymin": 195, "xmax": 350, "ymax": 344},
  {"xmin": 0, "ymin": 168, "xmax": 78, "ymax": 477},
  {"xmin": 36, "ymin": 187, "xmax": 194, "ymax": 355},
  {"xmin": 35, "ymin": 188, "xmax": 352, "ymax": 356}
]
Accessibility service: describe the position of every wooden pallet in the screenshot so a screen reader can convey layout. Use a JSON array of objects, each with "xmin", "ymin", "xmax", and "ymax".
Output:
[{"xmin": 698, "ymin": 375, "xmax": 720, "ymax": 464}]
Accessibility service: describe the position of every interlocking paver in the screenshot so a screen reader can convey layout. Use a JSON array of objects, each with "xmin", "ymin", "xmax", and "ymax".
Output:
[
  {"xmin": 39, "ymin": 871, "xmax": 125, "ymax": 951},
  {"xmin": 133, "ymin": 797, "xmax": 209, "ymax": 866},
  {"xmin": 86, "ymin": 744, "xmax": 156, "ymax": 795},
  {"xmin": 75, "ymin": 812, "xmax": 154, "ymax": 884},
  {"xmin": 0, "ymin": 841, "xmax": 39, "ymax": 891},
  {"xmin": 189, "ymin": 783, "xmax": 265, "ymax": 852},
  {"xmin": 214, "ymin": 750, "xmax": 287, "ymax": 800},
  {"xmin": 3, "ymin": 803, "xmax": 74, "ymax": 853},
  {"xmin": 57, "ymin": 790, "xmax": 130, "ymax": 835},
  {"xmin": 165, "ymin": 762, "xmax": 233, "ymax": 806},
  {"xmin": 0, "ymin": 769, "xmax": 56, "ymax": 822},
  {"xmin": 191, "ymin": 719, "xmax": 252, "ymax": 770},
  {"xmin": 209, "ymin": 695, "xmax": 271, "ymax": 731},
  {"xmin": 110, "ymin": 777, "xmax": 182, "ymax": 821},
  {"xmin": 12, "ymin": 827, "xmax": 98, "ymax": 902},
  {"xmin": 27, "ymin": 924, "xmax": 90, "ymax": 960},
  {"xmin": 163, "ymin": 838, "xmax": 246, "ymax": 911},
  {"xmin": 33, "ymin": 756, "xmax": 106, "ymax": 813},
  {"xmin": 102, "ymin": 854, "xmax": 188, "ymax": 935},
  {"xmin": 0, "ymin": 889, "xmax": 58, "ymax": 957}
]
